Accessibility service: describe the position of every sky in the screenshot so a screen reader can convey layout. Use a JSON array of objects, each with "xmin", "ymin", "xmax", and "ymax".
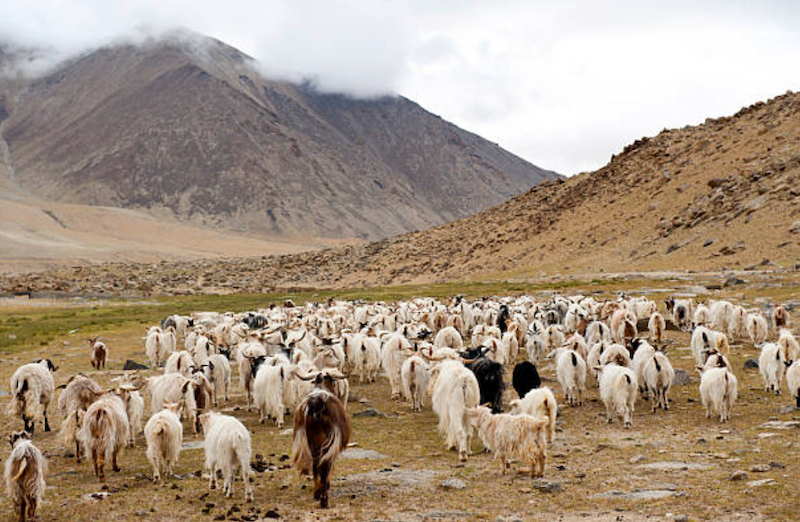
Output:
[{"xmin": 2, "ymin": 1, "xmax": 800, "ymax": 175}]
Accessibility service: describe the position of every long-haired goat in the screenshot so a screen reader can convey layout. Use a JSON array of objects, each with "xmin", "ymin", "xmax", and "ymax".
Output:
[
  {"xmin": 292, "ymin": 373, "xmax": 352, "ymax": 508},
  {"xmin": 598, "ymin": 364, "xmax": 638, "ymax": 427},
  {"xmin": 5, "ymin": 431, "xmax": 47, "ymax": 522},
  {"xmin": 144, "ymin": 403, "xmax": 183, "ymax": 482},
  {"xmin": 466, "ymin": 405, "xmax": 548, "ymax": 477},
  {"xmin": 641, "ymin": 351, "xmax": 674, "ymax": 411},
  {"xmin": 401, "ymin": 355, "xmax": 430, "ymax": 412},
  {"xmin": 508, "ymin": 386, "xmax": 558, "ymax": 443},
  {"xmin": 199, "ymin": 412, "xmax": 253, "ymax": 502},
  {"xmin": 78, "ymin": 391, "xmax": 131, "ymax": 481},
  {"xmin": 430, "ymin": 359, "xmax": 480, "ymax": 461},
  {"xmin": 698, "ymin": 365, "xmax": 737, "ymax": 423},
  {"xmin": 8, "ymin": 359, "xmax": 57, "ymax": 436}
]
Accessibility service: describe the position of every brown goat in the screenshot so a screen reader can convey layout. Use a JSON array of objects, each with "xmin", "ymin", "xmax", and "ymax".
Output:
[
  {"xmin": 88, "ymin": 338, "xmax": 107, "ymax": 370},
  {"xmin": 292, "ymin": 372, "xmax": 351, "ymax": 508}
]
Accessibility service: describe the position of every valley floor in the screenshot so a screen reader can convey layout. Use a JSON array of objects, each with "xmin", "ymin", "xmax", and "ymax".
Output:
[{"xmin": 0, "ymin": 277, "xmax": 798, "ymax": 521}]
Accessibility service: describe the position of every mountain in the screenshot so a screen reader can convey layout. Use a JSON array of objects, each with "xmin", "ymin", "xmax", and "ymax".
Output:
[
  {"xmin": 0, "ymin": 33, "xmax": 557, "ymax": 242},
  {"xmin": 3, "ymin": 89, "xmax": 797, "ymax": 295}
]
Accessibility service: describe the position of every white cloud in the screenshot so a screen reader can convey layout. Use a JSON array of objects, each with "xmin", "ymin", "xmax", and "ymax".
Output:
[{"xmin": 2, "ymin": 1, "xmax": 799, "ymax": 174}]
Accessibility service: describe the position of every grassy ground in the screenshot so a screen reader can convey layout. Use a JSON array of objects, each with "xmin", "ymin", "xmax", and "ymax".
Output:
[{"xmin": 0, "ymin": 276, "xmax": 797, "ymax": 521}]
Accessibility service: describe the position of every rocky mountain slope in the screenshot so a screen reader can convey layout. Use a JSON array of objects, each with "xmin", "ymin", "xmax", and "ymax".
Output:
[
  {"xmin": 0, "ymin": 33, "xmax": 557, "ymax": 241},
  {"xmin": 3, "ymin": 89, "xmax": 798, "ymax": 295}
]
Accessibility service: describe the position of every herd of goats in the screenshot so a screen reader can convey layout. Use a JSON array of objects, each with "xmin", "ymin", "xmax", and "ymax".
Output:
[{"xmin": 3, "ymin": 293, "xmax": 797, "ymax": 520}]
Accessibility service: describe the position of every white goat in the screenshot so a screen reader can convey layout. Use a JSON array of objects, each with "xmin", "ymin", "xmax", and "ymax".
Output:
[
  {"xmin": 78, "ymin": 393, "xmax": 130, "ymax": 481},
  {"xmin": 466, "ymin": 406, "xmax": 548, "ymax": 477},
  {"xmin": 699, "ymin": 366, "xmax": 737, "ymax": 422},
  {"xmin": 598, "ymin": 364, "xmax": 638, "ymax": 427},
  {"xmin": 430, "ymin": 360, "xmax": 480, "ymax": 461},
  {"xmin": 5, "ymin": 431, "xmax": 47, "ymax": 522},
  {"xmin": 641, "ymin": 352, "xmax": 674, "ymax": 411},
  {"xmin": 8, "ymin": 359, "xmax": 57, "ymax": 436},
  {"xmin": 401, "ymin": 355, "xmax": 430, "ymax": 412},
  {"xmin": 144, "ymin": 403, "xmax": 183, "ymax": 482},
  {"xmin": 508, "ymin": 386, "xmax": 558, "ymax": 442},
  {"xmin": 555, "ymin": 349, "xmax": 586, "ymax": 406},
  {"xmin": 199, "ymin": 412, "xmax": 253, "ymax": 501}
]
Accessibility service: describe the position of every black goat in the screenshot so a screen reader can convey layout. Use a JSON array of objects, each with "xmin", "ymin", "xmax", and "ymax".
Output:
[{"xmin": 512, "ymin": 361, "xmax": 541, "ymax": 399}]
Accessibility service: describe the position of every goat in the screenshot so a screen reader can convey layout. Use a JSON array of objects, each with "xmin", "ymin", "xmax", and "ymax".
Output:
[
  {"xmin": 147, "ymin": 373, "xmax": 196, "ymax": 425},
  {"xmin": 512, "ymin": 361, "xmax": 541, "ymax": 399},
  {"xmin": 253, "ymin": 364, "xmax": 288, "ymax": 427},
  {"xmin": 145, "ymin": 327, "xmax": 176, "ymax": 367},
  {"xmin": 778, "ymin": 329, "xmax": 800, "ymax": 360},
  {"xmin": 759, "ymin": 342, "xmax": 788, "ymax": 394},
  {"xmin": 144, "ymin": 403, "xmax": 183, "ymax": 482},
  {"xmin": 79, "ymin": 391, "xmax": 131, "ymax": 481},
  {"xmin": 508, "ymin": 386, "xmax": 558, "ymax": 442},
  {"xmin": 199, "ymin": 412, "xmax": 253, "ymax": 501},
  {"xmin": 5, "ymin": 431, "xmax": 47, "ymax": 522},
  {"xmin": 648, "ymin": 312, "xmax": 666, "ymax": 343},
  {"xmin": 430, "ymin": 360, "xmax": 480, "ymax": 461},
  {"xmin": 555, "ymin": 349, "xmax": 586, "ymax": 406},
  {"xmin": 641, "ymin": 352, "xmax": 674, "ymax": 411},
  {"xmin": 786, "ymin": 360, "xmax": 800, "ymax": 408},
  {"xmin": 401, "ymin": 355, "xmax": 430, "ymax": 411},
  {"xmin": 597, "ymin": 364, "xmax": 638, "ymax": 427},
  {"xmin": 773, "ymin": 305, "xmax": 790, "ymax": 330},
  {"xmin": 164, "ymin": 350, "xmax": 195, "ymax": 377},
  {"xmin": 698, "ymin": 366, "xmax": 737, "ymax": 422},
  {"xmin": 88, "ymin": 338, "xmax": 107, "ymax": 369},
  {"xmin": 466, "ymin": 406, "xmax": 548, "ymax": 477},
  {"xmin": 292, "ymin": 383, "xmax": 351, "ymax": 507},
  {"xmin": 747, "ymin": 313, "xmax": 769, "ymax": 345},
  {"xmin": 8, "ymin": 359, "xmax": 57, "ymax": 436},
  {"xmin": 201, "ymin": 355, "xmax": 231, "ymax": 405},
  {"xmin": 462, "ymin": 349, "xmax": 505, "ymax": 413}
]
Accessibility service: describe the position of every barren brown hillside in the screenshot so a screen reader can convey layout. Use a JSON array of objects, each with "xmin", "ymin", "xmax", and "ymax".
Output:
[{"xmin": 2, "ymin": 90, "xmax": 799, "ymax": 295}]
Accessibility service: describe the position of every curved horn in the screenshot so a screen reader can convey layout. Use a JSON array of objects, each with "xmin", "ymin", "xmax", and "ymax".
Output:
[
  {"xmin": 324, "ymin": 368, "xmax": 347, "ymax": 380},
  {"xmin": 294, "ymin": 369, "xmax": 320, "ymax": 381}
]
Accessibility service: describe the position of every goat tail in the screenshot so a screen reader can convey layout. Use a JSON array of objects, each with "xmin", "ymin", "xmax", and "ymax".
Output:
[
  {"xmin": 318, "ymin": 425, "xmax": 344, "ymax": 468},
  {"xmin": 291, "ymin": 424, "xmax": 312, "ymax": 476},
  {"xmin": 11, "ymin": 456, "xmax": 28, "ymax": 483}
]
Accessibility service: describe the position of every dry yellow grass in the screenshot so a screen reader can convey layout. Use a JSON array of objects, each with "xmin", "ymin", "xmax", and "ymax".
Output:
[{"xmin": 0, "ymin": 278, "xmax": 797, "ymax": 521}]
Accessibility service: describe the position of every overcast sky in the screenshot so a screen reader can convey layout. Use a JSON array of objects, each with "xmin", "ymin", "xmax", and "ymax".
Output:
[{"xmin": 2, "ymin": 1, "xmax": 800, "ymax": 175}]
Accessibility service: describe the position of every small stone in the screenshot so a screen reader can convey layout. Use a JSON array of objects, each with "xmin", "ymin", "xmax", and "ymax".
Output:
[
  {"xmin": 724, "ymin": 275, "xmax": 745, "ymax": 287},
  {"xmin": 743, "ymin": 359, "xmax": 759, "ymax": 370},
  {"xmin": 769, "ymin": 462, "xmax": 786, "ymax": 469},
  {"xmin": 747, "ymin": 478, "xmax": 777, "ymax": 487},
  {"xmin": 672, "ymin": 369, "xmax": 691, "ymax": 386},
  {"xmin": 779, "ymin": 405, "xmax": 799, "ymax": 414},
  {"xmin": 629, "ymin": 455, "xmax": 645, "ymax": 464},
  {"xmin": 708, "ymin": 177, "xmax": 727, "ymax": 188},
  {"xmin": 440, "ymin": 478, "xmax": 466, "ymax": 489},
  {"xmin": 790, "ymin": 221, "xmax": 800, "ymax": 234},
  {"xmin": 703, "ymin": 239, "xmax": 714, "ymax": 247},
  {"xmin": 750, "ymin": 464, "xmax": 771, "ymax": 473},
  {"xmin": 729, "ymin": 470, "xmax": 749, "ymax": 481},
  {"xmin": 353, "ymin": 408, "xmax": 386, "ymax": 418},
  {"xmin": 674, "ymin": 516, "xmax": 689, "ymax": 522},
  {"xmin": 533, "ymin": 479, "xmax": 563, "ymax": 493}
]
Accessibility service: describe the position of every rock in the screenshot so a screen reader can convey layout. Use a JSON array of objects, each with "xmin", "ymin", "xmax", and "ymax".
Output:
[
  {"xmin": 532, "ymin": 479, "xmax": 563, "ymax": 493},
  {"xmin": 264, "ymin": 509, "xmax": 280, "ymax": 518},
  {"xmin": 760, "ymin": 420, "xmax": 800, "ymax": 429},
  {"xmin": 724, "ymin": 275, "xmax": 746, "ymax": 287},
  {"xmin": 790, "ymin": 221, "xmax": 800, "ymax": 234},
  {"xmin": 703, "ymin": 239, "xmax": 714, "ymax": 247},
  {"xmin": 638, "ymin": 462, "xmax": 711, "ymax": 471},
  {"xmin": 353, "ymin": 408, "xmax": 386, "ymax": 418},
  {"xmin": 747, "ymin": 478, "xmax": 776, "ymax": 487},
  {"xmin": 674, "ymin": 515, "xmax": 689, "ymax": 522},
  {"xmin": 779, "ymin": 405, "xmax": 799, "ymax": 414},
  {"xmin": 743, "ymin": 359, "xmax": 759, "ymax": 370},
  {"xmin": 672, "ymin": 369, "xmax": 692, "ymax": 386},
  {"xmin": 341, "ymin": 448, "xmax": 388, "ymax": 460},
  {"xmin": 750, "ymin": 464, "xmax": 771, "ymax": 473},
  {"xmin": 629, "ymin": 455, "xmax": 645, "ymax": 464},
  {"xmin": 769, "ymin": 462, "xmax": 786, "ymax": 469},
  {"xmin": 440, "ymin": 478, "xmax": 466, "ymax": 489},
  {"xmin": 729, "ymin": 470, "xmax": 748, "ymax": 481},
  {"xmin": 708, "ymin": 177, "xmax": 727, "ymax": 188},
  {"xmin": 123, "ymin": 360, "xmax": 149, "ymax": 371}
]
